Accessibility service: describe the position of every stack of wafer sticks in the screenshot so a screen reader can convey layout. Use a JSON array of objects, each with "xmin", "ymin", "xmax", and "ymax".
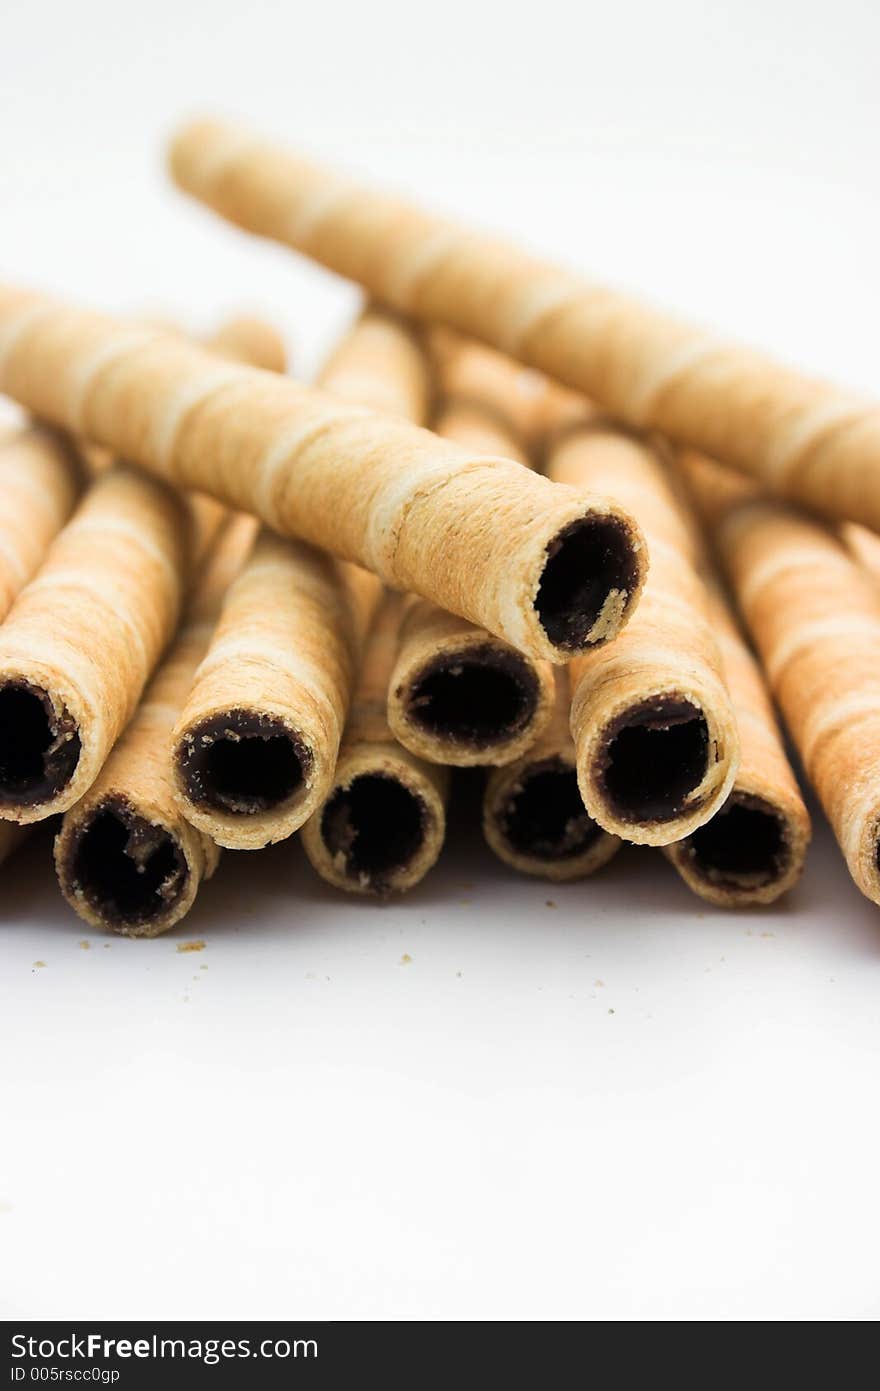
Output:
[{"xmin": 2, "ymin": 116, "xmax": 879, "ymax": 933}]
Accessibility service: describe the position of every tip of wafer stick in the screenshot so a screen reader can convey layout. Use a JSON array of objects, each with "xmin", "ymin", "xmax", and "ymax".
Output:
[
  {"xmin": 533, "ymin": 513, "xmax": 642, "ymax": 655},
  {"xmin": 177, "ymin": 710, "xmax": 311, "ymax": 819},
  {"xmin": 668, "ymin": 792, "xmax": 806, "ymax": 906},
  {"xmin": 0, "ymin": 680, "xmax": 81, "ymax": 815},
  {"xmin": 390, "ymin": 641, "xmax": 546, "ymax": 767},
  {"xmin": 596, "ymin": 696, "xmax": 710, "ymax": 825},
  {"xmin": 311, "ymin": 768, "xmax": 443, "ymax": 896},
  {"xmin": 55, "ymin": 795, "xmax": 190, "ymax": 936},
  {"xmin": 485, "ymin": 755, "xmax": 617, "ymax": 881}
]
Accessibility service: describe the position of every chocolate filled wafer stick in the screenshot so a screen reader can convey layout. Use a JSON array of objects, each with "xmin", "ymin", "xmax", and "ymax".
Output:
[
  {"xmin": 0, "ymin": 464, "xmax": 196, "ymax": 823},
  {"xmin": 54, "ymin": 514, "xmax": 257, "ymax": 935},
  {"xmin": 547, "ymin": 418, "xmax": 739, "ymax": 845},
  {"xmin": 301, "ymin": 592, "xmax": 449, "ymax": 895},
  {"xmin": 171, "ymin": 537, "xmax": 377, "ymax": 849},
  {"xmin": 382, "ymin": 328, "xmax": 555, "ymax": 766},
  {"xmin": 0, "ymin": 424, "xmax": 87, "ymax": 622},
  {"xmin": 662, "ymin": 578, "xmax": 810, "ymax": 906},
  {"xmin": 0, "ymin": 286, "xmax": 646, "ymax": 663},
  {"xmin": 483, "ymin": 668, "xmax": 620, "ymax": 879},
  {"xmin": 841, "ymin": 523, "xmax": 880, "ymax": 587},
  {"xmin": 0, "ymin": 317, "xmax": 284, "ymax": 825},
  {"xmin": 169, "ymin": 117, "xmax": 880, "ymax": 533},
  {"xmin": 168, "ymin": 309, "xmax": 417, "ymax": 850},
  {"xmin": 682, "ymin": 451, "xmax": 880, "ymax": 906}
]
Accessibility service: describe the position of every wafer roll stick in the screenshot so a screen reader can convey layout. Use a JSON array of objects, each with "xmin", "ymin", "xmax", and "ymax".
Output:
[
  {"xmin": 662, "ymin": 578, "xmax": 810, "ymax": 906},
  {"xmin": 0, "ymin": 286, "xmax": 646, "ymax": 662},
  {"xmin": 424, "ymin": 327, "xmax": 557, "ymax": 455},
  {"xmin": 682, "ymin": 452, "xmax": 880, "ymax": 906},
  {"xmin": 171, "ymin": 536, "xmax": 377, "ymax": 849},
  {"xmin": 388, "ymin": 337, "xmax": 556, "ymax": 766},
  {"xmin": 54, "ymin": 515, "xmax": 258, "ymax": 936},
  {"xmin": 483, "ymin": 667, "xmax": 620, "ymax": 879},
  {"xmin": 841, "ymin": 523, "xmax": 880, "ymax": 587},
  {"xmin": 168, "ymin": 309, "xmax": 416, "ymax": 850},
  {"xmin": 168, "ymin": 118, "xmax": 880, "ymax": 532},
  {"xmin": 319, "ymin": 303, "xmax": 433, "ymax": 419},
  {"xmin": 0, "ymin": 318, "xmax": 284, "ymax": 825},
  {"xmin": 0, "ymin": 424, "xmax": 87, "ymax": 622},
  {"xmin": 549, "ymin": 420, "xmax": 739, "ymax": 845},
  {"xmin": 0, "ymin": 464, "xmax": 195, "ymax": 824},
  {"xmin": 301, "ymin": 592, "xmax": 450, "ymax": 895}
]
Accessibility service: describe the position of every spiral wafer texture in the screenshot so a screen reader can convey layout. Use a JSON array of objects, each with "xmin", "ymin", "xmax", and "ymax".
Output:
[
  {"xmin": 0, "ymin": 285, "xmax": 647, "ymax": 663},
  {"xmin": 169, "ymin": 117, "xmax": 880, "ymax": 533}
]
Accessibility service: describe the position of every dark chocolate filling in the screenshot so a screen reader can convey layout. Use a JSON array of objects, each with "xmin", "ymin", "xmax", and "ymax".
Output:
[
  {"xmin": 0, "ymin": 681, "xmax": 81, "ymax": 806},
  {"xmin": 177, "ymin": 709, "xmax": 310, "ymax": 815},
  {"xmin": 500, "ymin": 756, "xmax": 603, "ymax": 861},
  {"xmin": 535, "ymin": 515, "xmax": 638, "ymax": 652},
  {"xmin": 320, "ymin": 772, "xmax": 426, "ymax": 893},
  {"xmin": 597, "ymin": 697, "xmax": 710, "ymax": 823},
  {"xmin": 683, "ymin": 792, "xmax": 789, "ymax": 888},
  {"xmin": 63, "ymin": 796, "xmax": 187, "ymax": 928},
  {"xmin": 403, "ymin": 644, "xmax": 539, "ymax": 749}
]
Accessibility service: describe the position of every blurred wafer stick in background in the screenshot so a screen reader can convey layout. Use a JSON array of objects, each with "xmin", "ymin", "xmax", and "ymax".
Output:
[
  {"xmin": 169, "ymin": 117, "xmax": 880, "ymax": 533},
  {"xmin": 681, "ymin": 451, "xmax": 880, "ymax": 905},
  {"xmin": 841, "ymin": 523, "xmax": 880, "ymax": 586}
]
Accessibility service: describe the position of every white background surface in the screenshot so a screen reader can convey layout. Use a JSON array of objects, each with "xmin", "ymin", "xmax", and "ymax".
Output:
[{"xmin": 1, "ymin": 0, "xmax": 879, "ymax": 1321}]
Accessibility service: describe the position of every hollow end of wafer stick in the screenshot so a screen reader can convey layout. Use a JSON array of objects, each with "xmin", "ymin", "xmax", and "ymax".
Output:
[
  {"xmin": 55, "ymin": 794, "xmax": 196, "ymax": 937},
  {"xmin": 849, "ymin": 805, "xmax": 880, "ymax": 907},
  {"xmin": 533, "ymin": 513, "xmax": 643, "ymax": 655},
  {"xmin": 665, "ymin": 790, "xmax": 807, "ymax": 907},
  {"xmin": 174, "ymin": 708, "xmax": 317, "ymax": 849},
  {"xmin": 389, "ymin": 639, "xmax": 551, "ymax": 767},
  {"xmin": 576, "ymin": 690, "xmax": 738, "ymax": 846},
  {"xmin": 0, "ymin": 678, "xmax": 82, "ymax": 819},
  {"xmin": 483, "ymin": 753, "xmax": 620, "ymax": 880},
  {"xmin": 301, "ymin": 748, "xmax": 446, "ymax": 896}
]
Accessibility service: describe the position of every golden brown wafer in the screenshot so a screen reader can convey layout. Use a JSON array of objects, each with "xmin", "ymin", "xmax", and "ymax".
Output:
[
  {"xmin": 381, "ymin": 328, "xmax": 555, "ymax": 766},
  {"xmin": 682, "ymin": 451, "xmax": 880, "ymax": 905},
  {"xmin": 168, "ymin": 308, "xmax": 415, "ymax": 850},
  {"xmin": 171, "ymin": 536, "xmax": 378, "ymax": 849},
  {"xmin": 0, "ymin": 285, "xmax": 646, "ymax": 663},
  {"xmin": 483, "ymin": 667, "xmax": 620, "ymax": 879},
  {"xmin": 547, "ymin": 420, "xmax": 739, "ymax": 845},
  {"xmin": 168, "ymin": 117, "xmax": 880, "ymax": 532},
  {"xmin": 0, "ymin": 317, "xmax": 284, "ymax": 825},
  {"xmin": 841, "ymin": 523, "xmax": 880, "ymax": 586},
  {"xmin": 424, "ymin": 326, "xmax": 557, "ymax": 454},
  {"xmin": 54, "ymin": 514, "xmax": 258, "ymax": 936},
  {"xmin": 662, "ymin": 577, "xmax": 810, "ymax": 906},
  {"xmin": 0, "ymin": 424, "xmax": 86, "ymax": 622},
  {"xmin": 0, "ymin": 463, "xmax": 196, "ymax": 823},
  {"xmin": 300, "ymin": 592, "xmax": 449, "ymax": 895}
]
